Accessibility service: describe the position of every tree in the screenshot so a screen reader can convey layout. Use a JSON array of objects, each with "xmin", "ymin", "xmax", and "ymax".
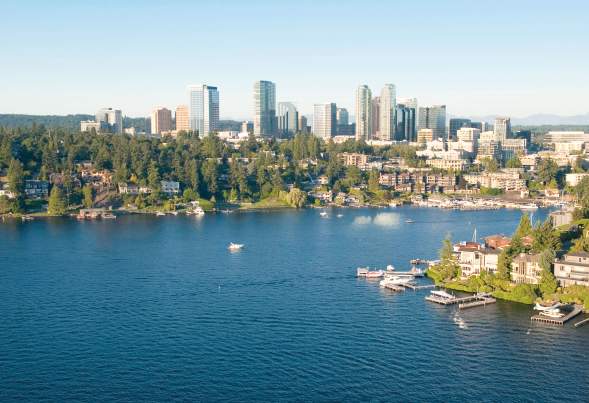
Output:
[
  {"xmin": 531, "ymin": 218, "xmax": 561, "ymax": 253},
  {"xmin": 536, "ymin": 159, "xmax": 558, "ymax": 185},
  {"xmin": 506, "ymin": 155, "xmax": 522, "ymax": 168},
  {"xmin": 480, "ymin": 157, "xmax": 499, "ymax": 173},
  {"xmin": 271, "ymin": 170, "xmax": 285, "ymax": 194},
  {"xmin": 368, "ymin": 169, "xmax": 380, "ymax": 193},
  {"xmin": 201, "ymin": 159, "xmax": 219, "ymax": 197},
  {"xmin": 496, "ymin": 249, "xmax": 512, "ymax": 280},
  {"xmin": 82, "ymin": 184, "xmax": 94, "ymax": 208},
  {"xmin": 7, "ymin": 158, "xmax": 25, "ymax": 196},
  {"xmin": 539, "ymin": 268, "xmax": 558, "ymax": 296},
  {"xmin": 437, "ymin": 236, "xmax": 460, "ymax": 280},
  {"xmin": 514, "ymin": 214, "xmax": 532, "ymax": 239},
  {"xmin": 47, "ymin": 186, "xmax": 67, "ymax": 215},
  {"xmin": 147, "ymin": 161, "xmax": 161, "ymax": 190},
  {"xmin": 285, "ymin": 188, "xmax": 307, "ymax": 208}
]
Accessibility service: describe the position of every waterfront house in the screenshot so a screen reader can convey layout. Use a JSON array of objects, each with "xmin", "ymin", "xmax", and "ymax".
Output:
[
  {"xmin": 118, "ymin": 183, "xmax": 139, "ymax": 195},
  {"xmin": 484, "ymin": 235, "xmax": 511, "ymax": 250},
  {"xmin": 554, "ymin": 251, "xmax": 589, "ymax": 287},
  {"xmin": 510, "ymin": 253, "xmax": 543, "ymax": 284},
  {"xmin": 455, "ymin": 242, "xmax": 500, "ymax": 278},
  {"xmin": 24, "ymin": 180, "xmax": 49, "ymax": 199},
  {"xmin": 550, "ymin": 210, "xmax": 573, "ymax": 227},
  {"xmin": 161, "ymin": 181, "xmax": 180, "ymax": 196}
]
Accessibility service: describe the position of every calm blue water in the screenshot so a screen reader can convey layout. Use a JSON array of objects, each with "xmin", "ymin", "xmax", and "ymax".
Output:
[{"xmin": 1, "ymin": 207, "xmax": 588, "ymax": 402}]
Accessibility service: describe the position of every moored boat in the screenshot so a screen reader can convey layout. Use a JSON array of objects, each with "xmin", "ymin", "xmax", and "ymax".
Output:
[{"xmin": 228, "ymin": 242, "xmax": 244, "ymax": 251}]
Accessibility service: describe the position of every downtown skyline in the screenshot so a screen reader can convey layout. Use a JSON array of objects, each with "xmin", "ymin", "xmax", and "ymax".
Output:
[{"xmin": 1, "ymin": 0, "xmax": 589, "ymax": 119}]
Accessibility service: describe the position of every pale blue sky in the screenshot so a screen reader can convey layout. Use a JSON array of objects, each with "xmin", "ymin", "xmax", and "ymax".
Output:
[{"xmin": 1, "ymin": 0, "xmax": 588, "ymax": 119}]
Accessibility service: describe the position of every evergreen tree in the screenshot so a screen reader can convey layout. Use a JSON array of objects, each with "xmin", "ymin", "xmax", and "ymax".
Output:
[
  {"xmin": 47, "ymin": 186, "xmax": 67, "ymax": 216},
  {"xmin": 82, "ymin": 185, "xmax": 93, "ymax": 208}
]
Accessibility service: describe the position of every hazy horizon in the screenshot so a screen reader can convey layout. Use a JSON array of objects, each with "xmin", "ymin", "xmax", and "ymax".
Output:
[{"xmin": 2, "ymin": 0, "xmax": 588, "ymax": 120}]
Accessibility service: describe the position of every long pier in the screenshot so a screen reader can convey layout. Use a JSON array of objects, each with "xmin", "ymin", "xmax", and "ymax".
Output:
[
  {"xmin": 531, "ymin": 306, "xmax": 582, "ymax": 326},
  {"xmin": 426, "ymin": 293, "xmax": 496, "ymax": 308},
  {"xmin": 403, "ymin": 283, "xmax": 436, "ymax": 290}
]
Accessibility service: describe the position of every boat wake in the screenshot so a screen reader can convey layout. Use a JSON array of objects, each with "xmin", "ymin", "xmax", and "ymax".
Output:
[{"xmin": 453, "ymin": 313, "xmax": 468, "ymax": 330}]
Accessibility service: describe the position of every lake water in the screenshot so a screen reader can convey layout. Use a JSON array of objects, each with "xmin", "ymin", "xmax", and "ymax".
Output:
[{"xmin": 1, "ymin": 207, "xmax": 588, "ymax": 402}]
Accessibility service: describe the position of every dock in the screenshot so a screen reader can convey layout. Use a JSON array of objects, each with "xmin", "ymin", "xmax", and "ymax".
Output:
[
  {"xmin": 426, "ymin": 293, "xmax": 494, "ymax": 306},
  {"xmin": 382, "ymin": 284, "xmax": 405, "ymax": 292},
  {"xmin": 459, "ymin": 297, "xmax": 496, "ymax": 309},
  {"xmin": 573, "ymin": 316, "xmax": 589, "ymax": 328},
  {"xmin": 531, "ymin": 305, "xmax": 582, "ymax": 326},
  {"xmin": 402, "ymin": 283, "xmax": 436, "ymax": 291}
]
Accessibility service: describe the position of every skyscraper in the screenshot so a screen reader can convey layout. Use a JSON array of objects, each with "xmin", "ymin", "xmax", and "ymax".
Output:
[
  {"xmin": 336, "ymin": 108, "xmax": 349, "ymax": 127},
  {"xmin": 379, "ymin": 84, "xmax": 396, "ymax": 141},
  {"xmin": 277, "ymin": 102, "xmax": 298, "ymax": 136},
  {"xmin": 395, "ymin": 103, "xmax": 416, "ymax": 141},
  {"xmin": 371, "ymin": 96, "xmax": 380, "ymax": 138},
  {"xmin": 150, "ymin": 107, "xmax": 172, "ymax": 135},
  {"xmin": 313, "ymin": 103, "xmax": 337, "ymax": 139},
  {"xmin": 355, "ymin": 85, "xmax": 372, "ymax": 141},
  {"xmin": 95, "ymin": 107, "xmax": 123, "ymax": 134},
  {"xmin": 448, "ymin": 118, "xmax": 471, "ymax": 140},
  {"xmin": 417, "ymin": 105, "xmax": 446, "ymax": 139},
  {"xmin": 175, "ymin": 105, "xmax": 190, "ymax": 132},
  {"xmin": 494, "ymin": 117, "xmax": 511, "ymax": 140},
  {"xmin": 253, "ymin": 80, "xmax": 276, "ymax": 137},
  {"xmin": 188, "ymin": 84, "xmax": 219, "ymax": 136},
  {"xmin": 298, "ymin": 115, "xmax": 309, "ymax": 134}
]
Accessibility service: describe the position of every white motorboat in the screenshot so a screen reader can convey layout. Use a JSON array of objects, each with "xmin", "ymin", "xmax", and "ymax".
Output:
[
  {"xmin": 364, "ymin": 270, "xmax": 385, "ymax": 278},
  {"xmin": 155, "ymin": 211, "xmax": 166, "ymax": 217},
  {"xmin": 319, "ymin": 211, "xmax": 328, "ymax": 218},
  {"xmin": 336, "ymin": 214, "xmax": 343, "ymax": 218},
  {"xmin": 534, "ymin": 302, "xmax": 561, "ymax": 311},
  {"xmin": 405, "ymin": 219, "xmax": 415, "ymax": 223},
  {"xmin": 228, "ymin": 242, "xmax": 244, "ymax": 251},
  {"xmin": 189, "ymin": 206, "xmax": 205, "ymax": 216},
  {"xmin": 519, "ymin": 203, "xmax": 538, "ymax": 210},
  {"xmin": 380, "ymin": 275, "xmax": 412, "ymax": 287}
]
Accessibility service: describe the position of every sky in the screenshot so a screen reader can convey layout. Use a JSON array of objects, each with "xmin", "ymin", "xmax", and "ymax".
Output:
[{"xmin": 1, "ymin": 0, "xmax": 588, "ymax": 120}]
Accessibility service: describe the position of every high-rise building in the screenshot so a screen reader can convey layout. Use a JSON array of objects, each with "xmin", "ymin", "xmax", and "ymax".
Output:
[
  {"xmin": 150, "ymin": 107, "xmax": 172, "ymax": 135},
  {"xmin": 241, "ymin": 121, "xmax": 253, "ymax": 134},
  {"xmin": 313, "ymin": 103, "xmax": 337, "ymax": 139},
  {"xmin": 379, "ymin": 84, "xmax": 396, "ymax": 141},
  {"xmin": 277, "ymin": 102, "xmax": 298, "ymax": 136},
  {"xmin": 494, "ymin": 117, "xmax": 511, "ymax": 140},
  {"xmin": 448, "ymin": 118, "xmax": 471, "ymax": 140},
  {"xmin": 253, "ymin": 80, "xmax": 276, "ymax": 137},
  {"xmin": 95, "ymin": 107, "xmax": 123, "ymax": 134},
  {"xmin": 397, "ymin": 97, "xmax": 418, "ymax": 125},
  {"xmin": 417, "ymin": 105, "xmax": 446, "ymax": 139},
  {"xmin": 395, "ymin": 103, "xmax": 416, "ymax": 141},
  {"xmin": 355, "ymin": 85, "xmax": 372, "ymax": 141},
  {"xmin": 336, "ymin": 108, "xmax": 349, "ymax": 127},
  {"xmin": 175, "ymin": 105, "xmax": 190, "ymax": 132},
  {"xmin": 188, "ymin": 84, "xmax": 219, "ymax": 136},
  {"xmin": 371, "ymin": 96, "xmax": 380, "ymax": 138},
  {"xmin": 298, "ymin": 115, "xmax": 309, "ymax": 134}
]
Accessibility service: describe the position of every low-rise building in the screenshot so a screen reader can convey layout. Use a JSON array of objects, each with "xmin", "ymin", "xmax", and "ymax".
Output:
[
  {"xmin": 339, "ymin": 152, "xmax": 369, "ymax": 168},
  {"xmin": 565, "ymin": 172, "xmax": 589, "ymax": 187},
  {"xmin": 0, "ymin": 183, "xmax": 15, "ymax": 199},
  {"xmin": 428, "ymin": 158, "xmax": 470, "ymax": 171},
  {"xmin": 463, "ymin": 170, "xmax": 526, "ymax": 192},
  {"xmin": 161, "ymin": 180, "xmax": 180, "ymax": 195},
  {"xmin": 118, "ymin": 183, "xmax": 139, "ymax": 195},
  {"xmin": 554, "ymin": 251, "xmax": 589, "ymax": 287},
  {"xmin": 510, "ymin": 253, "xmax": 543, "ymax": 284},
  {"xmin": 24, "ymin": 180, "xmax": 49, "ymax": 198}
]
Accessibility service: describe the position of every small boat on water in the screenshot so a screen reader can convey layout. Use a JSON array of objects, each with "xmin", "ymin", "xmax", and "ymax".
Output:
[
  {"xmin": 356, "ymin": 267, "xmax": 385, "ymax": 278},
  {"xmin": 155, "ymin": 211, "xmax": 166, "ymax": 217},
  {"xmin": 319, "ymin": 211, "xmax": 328, "ymax": 218},
  {"xmin": 102, "ymin": 213, "xmax": 116, "ymax": 220},
  {"xmin": 187, "ymin": 206, "xmax": 205, "ymax": 216},
  {"xmin": 336, "ymin": 214, "xmax": 343, "ymax": 218},
  {"xmin": 426, "ymin": 289, "xmax": 456, "ymax": 302},
  {"xmin": 519, "ymin": 203, "xmax": 538, "ymax": 210},
  {"xmin": 410, "ymin": 266, "xmax": 424, "ymax": 277},
  {"xmin": 405, "ymin": 219, "xmax": 415, "ymax": 223},
  {"xmin": 21, "ymin": 215, "xmax": 34, "ymax": 222},
  {"xmin": 228, "ymin": 242, "xmax": 244, "ymax": 251},
  {"xmin": 380, "ymin": 275, "xmax": 412, "ymax": 287},
  {"xmin": 170, "ymin": 211, "xmax": 178, "ymax": 216}
]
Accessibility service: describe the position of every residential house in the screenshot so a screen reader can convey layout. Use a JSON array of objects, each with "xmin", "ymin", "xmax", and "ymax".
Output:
[
  {"xmin": 554, "ymin": 251, "xmax": 589, "ymax": 287},
  {"xmin": 455, "ymin": 242, "xmax": 500, "ymax": 278},
  {"xmin": 161, "ymin": 180, "xmax": 180, "ymax": 195},
  {"xmin": 510, "ymin": 253, "xmax": 543, "ymax": 284},
  {"xmin": 24, "ymin": 180, "xmax": 49, "ymax": 198}
]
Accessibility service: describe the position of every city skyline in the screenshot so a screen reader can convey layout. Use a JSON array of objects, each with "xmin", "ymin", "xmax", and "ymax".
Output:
[{"xmin": 1, "ymin": 1, "xmax": 588, "ymax": 119}]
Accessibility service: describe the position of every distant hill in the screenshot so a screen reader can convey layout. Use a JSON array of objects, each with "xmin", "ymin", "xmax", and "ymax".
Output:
[
  {"xmin": 454, "ymin": 113, "xmax": 589, "ymax": 126},
  {"xmin": 0, "ymin": 114, "xmax": 93, "ymax": 129},
  {"xmin": 0, "ymin": 114, "xmax": 243, "ymax": 133}
]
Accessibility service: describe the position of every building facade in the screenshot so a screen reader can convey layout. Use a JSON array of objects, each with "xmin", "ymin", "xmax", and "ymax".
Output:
[
  {"xmin": 175, "ymin": 105, "xmax": 190, "ymax": 132},
  {"xmin": 379, "ymin": 84, "xmax": 396, "ymax": 141},
  {"xmin": 511, "ymin": 253, "xmax": 543, "ymax": 284},
  {"xmin": 277, "ymin": 102, "xmax": 298, "ymax": 136},
  {"xmin": 554, "ymin": 252, "xmax": 589, "ymax": 287},
  {"xmin": 494, "ymin": 117, "xmax": 511, "ymax": 141},
  {"xmin": 313, "ymin": 103, "xmax": 337, "ymax": 139},
  {"xmin": 355, "ymin": 85, "xmax": 372, "ymax": 141},
  {"xmin": 95, "ymin": 107, "xmax": 123, "ymax": 134},
  {"xmin": 417, "ymin": 105, "xmax": 446, "ymax": 140},
  {"xmin": 253, "ymin": 80, "xmax": 276, "ymax": 137},
  {"xmin": 449, "ymin": 118, "xmax": 471, "ymax": 140},
  {"xmin": 150, "ymin": 107, "xmax": 172, "ymax": 135},
  {"xmin": 188, "ymin": 84, "xmax": 219, "ymax": 136}
]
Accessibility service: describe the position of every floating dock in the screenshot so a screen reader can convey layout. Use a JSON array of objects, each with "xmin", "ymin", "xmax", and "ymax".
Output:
[
  {"xmin": 531, "ymin": 305, "xmax": 582, "ymax": 326},
  {"xmin": 403, "ymin": 283, "xmax": 436, "ymax": 291},
  {"xmin": 426, "ymin": 294, "xmax": 486, "ymax": 305},
  {"xmin": 382, "ymin": 284, "xmax": 405, "ymax": 292},
  {"xmin": 459, "ymin": 297, "xmax": 496, "ymax": 309}
]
